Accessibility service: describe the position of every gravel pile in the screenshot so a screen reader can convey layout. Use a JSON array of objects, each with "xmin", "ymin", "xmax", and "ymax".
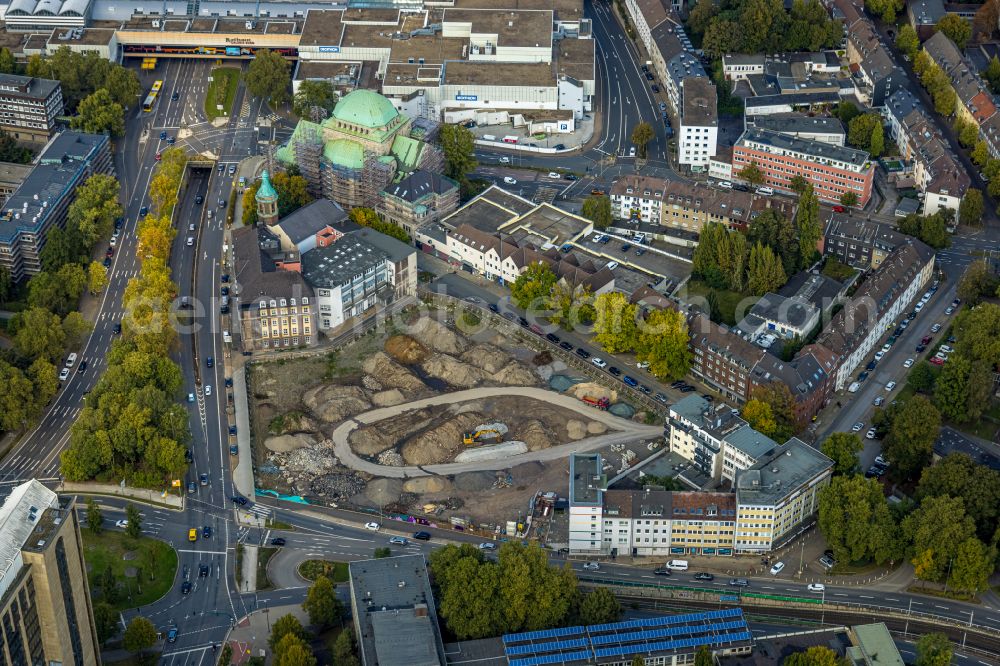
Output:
[
  {"xmin": 310, "ymin": 473, "xmax": 366, "ymax": 499},
  {"xmin": 452, "ymin": 471, "xmax": 496, "ymax": 491}
]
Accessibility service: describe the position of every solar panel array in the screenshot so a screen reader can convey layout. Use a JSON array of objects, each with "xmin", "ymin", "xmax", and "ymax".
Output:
[{"xmin": 503, "ymin": 607, "xmax": 750, "ymax": 666}]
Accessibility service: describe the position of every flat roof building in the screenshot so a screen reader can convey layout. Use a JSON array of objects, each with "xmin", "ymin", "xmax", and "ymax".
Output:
[
  {"xmin": 0, "ymin": 73, "xmax": 64, "ymax": 143},
  {"xmin": 348, "ymin": 554, "xmax": 445, "ymax": 666}
]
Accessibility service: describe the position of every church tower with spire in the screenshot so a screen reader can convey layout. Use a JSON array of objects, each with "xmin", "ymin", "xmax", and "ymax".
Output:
[{"xmin": 255, "ymin": 170, "xmax": 279, "ymax": 226}]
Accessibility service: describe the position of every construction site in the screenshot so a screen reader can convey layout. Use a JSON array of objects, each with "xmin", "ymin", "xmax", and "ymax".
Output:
[{"xmin": 247, "ymin": 308, "xmax": 664, "ymax": 530}]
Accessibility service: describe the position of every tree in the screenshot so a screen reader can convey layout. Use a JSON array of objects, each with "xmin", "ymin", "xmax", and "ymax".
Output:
[
  {"xmin": 739, "ymin": 161, "xmax": 765, "ymax": 186},
  {"xmin": 86, "ymin": 497, "xmax": 103, "ymax": 534},
  {"xmin": 332, "ymin": 628, "xmax": 360, "ymax": 666},
  {"xmin": 636, "ymin": 308, "xmax": 691, "ymax": 381},
  {"xmin": 819, "ymin": 475, "xmax": 900, "ymax": 565},
  {"xmin": 694, "ymin": 645, "xmax": 713, "ymax": 666},
  {"xmin": 903, "ymin": 495, "xmax": 976, "ymax": 583},
  {"xmin": 581, "ymin": 194, "xmax": 612, "ymax": 230},
  {"xmin": 273, "ymin": 633, "xmax": 316, "ymax": 666},
  {"xmin": 948, "ymin": 536, "xmax": 994, "ymax": 594},
  {"xmin": 784, "ymin": 646, "xmax": 848, "ymax": 666},
  {"xmin": 0, "ymin": 362, "xmax": 36, "ymax": 432},
  {"xmin": 0, "ymin": 129, "xmax": 33, "ymax": 164},
  {"xmin": 746, "ymin": 242, "xmax": 786, "ymax": 296},
  {"xmin": 918, "ymin": 452, "xmax": 1000, "ymax": 541},
  {"xmin": 920, "ymin": 213, "xmax": 950, "ymax": 249},
  {"xmin": 847, "ymin": 113, "xmax": 880, "ymax": 152},
  {"xmin": 821, "ymin": 433, "xmax": 863, "ymax": 476},
  {"xmin": 292, "ymin": 80, "xmax": 336, "ymax": 119},
  {"xmin": 835, "ymin": 100, "xmax": 860, "ymax": 125},
  {"xmin": 103, "ymin": 65, "xmax": 141, "ymax": 109},
  {"xmin": 956, "ymin": 118, "xmax": 981, "ymax": 148},
  {"xmin": 631, "ymin": 656, "xmax": 645, "ymax": 666},
  {"xmin": 373, "ymin": 547, "xmax": 392, "ymax": 558},
  {"xmin": 244, "ymin": 49, "xmax": 291, "ymax": 105},
  {"xmin": 869, "ymin": 121, "xmax": 884, "ymax": 158},
  {"xmin": 88, "ymin": 261, "xmax": 109, "ymax": 295},
  {"xmin": 0, "ymin": 265, "xmax": 10, "ymax": 305},
  {"xmin": 937, "ymin": 13, "xmax": 972, "ymax": 49},
  {"xmin": 884, "ymin": 395, "xmax": 940, "ymax": 479},
  {"xmin": 93, "ymin": 602, "xmax": 117, "ymax": 646},
  {"xmin": 0, "ymin": 47, "xmax": 14, "ymax": 74},
  {"xmin": 28, "ymin": 358, "xmax": 58, "ymax": 414},
  {"xmin": 593, "ymin": 291, "xmax": 639, "ymax": 354},
  {"xmin": 631, "ymin": 122, "xmax": 654, "ymax": 159},
  {"xmin": 934, "ymin": 353, "xmax": 974, "ymax": 422},
  {"xmin": 866, "ymin": 0, "xmax": 904, "ymax": 22},
  {"xmin": 916, "ymin": 633, "xmax": 953, "ymax": 666},
  {"xmin": 748, "ymin": 208, "xmax": 798, "ymax": 275},
  {"xmin": 548, "ymin": 282, "xmax": 595, "ymax": 330},
  {"xmin": 972, "ymin": 139, "xmax": 990, "ymax": 166},
  {"xmin": 270, "ymin": 614, "xmax": 307, "ymax": 651},
  {"xmin": 271, "ymin": 171, "xmax": 312, "ymax": 219},
  {"xmin": 62, "ymin": 311, "xmax": 92, "ymax": 350},
  {"xmin": 748, "ymin": 383, "xmax": 797, "ymax": 440},
  {"xmin": 907, "ymin": 360, "xmax": 939, "ymax": 394},
  {"xmin": 959, "ymin": 188, "xmax": 984, "ymax": 227},
  {"xmin": 13, "ymin": 306, "xmax": 66, "ymax": 364},
  {"xmin": 303, "ymin": 575, "xmax": 342, "ymax": 628},
  {"xmin": 795, "ymin": 183, "xmax": 821, "ymax": 269},
  {"xmin": 347, "ymin": 207, "xmax": 410, "ymax": 243},
  {"xmin": 687, "ymin": 0, "xmax": 719, "ymax": 35},
  {"xmin": 439, "ymin": 124, "xmax": 477, "ymax": 182},
  {"xmin": 27, "ymin": 263, "xmax": 87, "ymax": 316},
  {"xmin": 125, "ymin": 503, "xmax": 142, "ymax": 538},
  {"xmin": 68, "ymin": 173, "xmax": 122, "ymax": 248},
  {"xmin": 788, "ymin": 175, "xmax": 809, "ymax": 194},
  {"xmin": 986, "ymin": 55, "xmax": 1000, "ymax": 93},
  {"xmin": 895, "ymin": 24, "xmax": 920, "ymax": 57},
  {"xmin": 742, "ymin": 399, "xmax": 777, "ymax": 438},
  {"xmin": 122, "ymin": 617, "xmax": 157, "ymax": 655},
  {"xmin": 839, "ymin": 191, "xmax": 858, "ymax": 208},
  {"xmin": 71, "ymin": 88, "xmax": 124, "ymax": 137},
  {"xmin": 578, "ymin": 588, "xmax": 621, "ymax": 624},
  {"xmin": 510, "ymin": 262, "xmax": 557, "ymax": 310}
]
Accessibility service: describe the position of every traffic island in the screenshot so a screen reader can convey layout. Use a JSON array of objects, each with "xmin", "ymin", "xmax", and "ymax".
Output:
[
  {"xmin": 205, "ymin": 67, "xmax": 240, "ymax": 121},
  {"xmin": 297, "ymin": 560, "xmax": 349, "ymax": 583},
  {"xmin": 82, "ymin": 530, "xmax": 178, "ymax": 611}
]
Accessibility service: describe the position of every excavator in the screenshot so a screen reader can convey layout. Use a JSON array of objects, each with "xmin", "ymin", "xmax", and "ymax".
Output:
[{"xmin": 462, "ymin": 429, "xmax": 504, "ymax": 446}]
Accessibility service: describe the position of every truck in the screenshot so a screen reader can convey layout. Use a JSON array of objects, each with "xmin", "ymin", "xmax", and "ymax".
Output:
[{"xmin": 580, "ymin": 395, "xmax": 610, "ymax": 410}]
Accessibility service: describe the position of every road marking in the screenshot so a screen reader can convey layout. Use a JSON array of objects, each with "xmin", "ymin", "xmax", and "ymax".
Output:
[
  {"xmin": 858, "ymin": 595, "xmax": 873, "ymax": 599},
  {"xmin": 934, "ymin": 604, "xmax": 949, "ymax": 610},
  {"xmin": 176, "ymin": 549, "xmax": 227, "ymax": 555},
  {"xmin": 833, "ymin": 593, "xmax": 847, "ymax": 597}
]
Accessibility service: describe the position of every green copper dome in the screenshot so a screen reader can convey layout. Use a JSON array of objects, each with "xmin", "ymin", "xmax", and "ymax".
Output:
[
  {"xmin": 323, "ymin": 139, "xmax": 365, "ymax": 169},
  {"xmin": 256, "ymin": 170, "xmax": 278, "ymax": 202},
  {"xmin": 331, "ymin": 89, "xmax": 399, "ymax": 129}
]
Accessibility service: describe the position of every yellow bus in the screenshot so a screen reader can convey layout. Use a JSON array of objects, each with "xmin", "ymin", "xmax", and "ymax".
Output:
[{"xmin": 142, "ymin": 80, "xmax": 163, "ymax": 112}]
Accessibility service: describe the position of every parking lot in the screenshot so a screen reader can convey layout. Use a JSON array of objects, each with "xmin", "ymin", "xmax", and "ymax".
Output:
[{"xmin": 574, "ymin": 231, "xmax": 692, "ymax": 292}]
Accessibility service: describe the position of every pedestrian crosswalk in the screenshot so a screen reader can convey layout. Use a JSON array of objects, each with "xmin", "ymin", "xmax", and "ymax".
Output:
[{"xmin": 247, "ymin": 504, "xmax": 271, "ymax": 518}]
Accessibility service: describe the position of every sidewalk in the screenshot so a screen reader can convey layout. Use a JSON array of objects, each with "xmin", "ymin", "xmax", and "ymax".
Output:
[
  {"xmin": 231, "ymin": 156, "xmax": 265, "ymax": 227},
  {"xmin": 226, "ymin": 604, "xmax": 309, "ymax": 665}
]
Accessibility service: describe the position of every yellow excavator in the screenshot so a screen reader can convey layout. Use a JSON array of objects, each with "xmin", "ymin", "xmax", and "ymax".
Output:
[{"xmin": 462, "ymin": 429, "xmax": 504, "ymax": 446}]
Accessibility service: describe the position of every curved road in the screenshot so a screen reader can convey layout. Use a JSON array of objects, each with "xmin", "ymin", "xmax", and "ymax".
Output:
[{"xmin": 330, "ymin": 386, "xmax": 663, "ymax": 478}]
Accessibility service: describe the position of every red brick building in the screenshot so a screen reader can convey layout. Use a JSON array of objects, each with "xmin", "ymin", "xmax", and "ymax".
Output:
[{"xmin": 733, "ymin": 128, "xmax": 875, "ymax": 205}]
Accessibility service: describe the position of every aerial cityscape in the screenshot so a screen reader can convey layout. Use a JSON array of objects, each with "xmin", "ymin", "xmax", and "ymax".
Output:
[{"xmin": 0, "ymin": 0, "xmax": 998, "ymax": 664}]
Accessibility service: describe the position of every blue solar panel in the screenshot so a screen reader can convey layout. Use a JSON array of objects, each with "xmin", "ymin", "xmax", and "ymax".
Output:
[
  {"xmin": 505, "ymin": 638, "xmax": 588, "ymax": 656},
  {"xmin": 503, "ymin": 625, "xmax": 584, "ymax": 644},
  {"xmin": 588, "ymin": 607, "xmax": 744, "ymax": 635}
]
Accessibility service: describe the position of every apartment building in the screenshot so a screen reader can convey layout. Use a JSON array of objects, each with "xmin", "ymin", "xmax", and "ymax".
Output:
[
  {"xmin": 568, "ymin": 438, "xmax": 832, "ymax": 557},
  {"xmin": 733, "ymin": 128, "xmax": 874, "ymax": 205},
  {"xmin": 817, "ymin": 238, "xmax": 935, "ymax": 390},
  {"xmin": 822, "ymin": 214, "xmax": 907, "ymax": 270},
  {"xmin": 0, "ymin": 131, "xmax": 112, "ymax": 281},
  {"xmin": 836, "ymin": 0, "xmax": 902, "ymax": 108},
  {"xmin": 0, "ymin": 480, "xmax": 100, "ymax": 665},
  {"xmin": 679, "ymin": 76, "xmax": 718, "ymax": 168},
  {"xmin": 0, "ymin": 74, "xmax": 64, "ymax": 143},
  {"xmin": 377, "ymin": 170, "xmax": 459, "ymax": 236},
  {"xmin": 734, "ymin": 439, "xmax": 833, "ymax": 552}
]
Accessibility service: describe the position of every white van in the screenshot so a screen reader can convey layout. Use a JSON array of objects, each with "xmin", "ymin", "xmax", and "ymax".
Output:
[
  {"xmin": 666, "ymin": 559, "xmax": 689, "ymax": 571},
  {"xmin": 482, "ymin": 134, "xmax": 497, "ymax": 142},
  {"xmin": 756, "ymin": 186, "xmax": 775, "ymax": 196},
  {"xmin": 65, "ymin": 353, "xmax": 77, "ymax": 368}
]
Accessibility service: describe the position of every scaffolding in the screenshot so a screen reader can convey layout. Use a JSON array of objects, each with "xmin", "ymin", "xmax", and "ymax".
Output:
[{"xmin": 293, "ymin": 123, "xmax": 323, "ymax": 198}]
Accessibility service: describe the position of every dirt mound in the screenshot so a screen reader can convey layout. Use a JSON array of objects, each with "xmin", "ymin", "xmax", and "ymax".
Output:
[
  {"xmin": 453, "ymin": 471, "xmax": 496, "ymax": 491},
  {"xmin": 310, "ymin": 473, "xmax": 366, "ymax": 499},
  {"xmin": 271, "ymin": 411, "xmax": 320, "ymax": 435},
  {"xmin": 384, "ymin": 334, "xmax": 430, "ymax": 364},
  {"xmin": 566, "ymin": 419, "xmax": 588, "ymax": 440},
  {"xmin": 461, "ymin": 343, "xmax": 511, "ymax": 374},
  {"xmin": 510, "ymin": 461, "xmax": 546, "ymax": 482},
  {"xmin": 364, "ymin": 478, "xmax": 403, "ymax": 506},
  {"xmin": 494, "ymin": 362, "xmax": 538, "ymax": 386},
  {"xmin": 371, "ymin": 389, "xmax": 406, "ymax": 407},
  {"xmin": 408, "ymin": 317, "xmax": 467, "ymax": 354},
  {"xmin": 361, "ymin": 352, "xmax": 426, "ymax": 391},
  {"xmin": 264, "ymin": 434, "xmax": 316, "ymax": 452},
  {"xmin": 520, "ymin": 419, "xmax": 551, "ymax": 451},
  {"xmin": 350, "ymin": 410, "xmax": 437, "ymax": 456},
  {"xmin": 421, "ymin": 354, "xmax": 486, "ymax": 388},
  {"xmin": 400, "ymin": 411, "xmax": 485, "ymax": 465},
  {"xmin": 588, "ymin": 421, "xmax": 608, "ymax": 435},
  {"xmin": 403, "ymin": 477, "xmax": 450, "ymax": 494},
  {"xmin": 567, "ymin": 382, "xmax": 618, "ymax": 403},
  {"xmin": 303, "ymin": 385, "xmax": 371, "ymax": 423}
]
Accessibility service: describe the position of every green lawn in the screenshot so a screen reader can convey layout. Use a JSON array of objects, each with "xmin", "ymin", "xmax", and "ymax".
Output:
[
  {"xmin": 257, "ymin": 547, "xmax": 278, "ymax": 591},
  {"xmin": 204, "ymin": 67, "xmax": 240, "ymax": 120},
  {"xmin": 82, "ymin": 530, "xmax": 177, "ymax": 612},
  {"xmin": 298, "ymin": 559, "xmax": 350, "ymax": 583},
  {"xmin": 682, "ymin": 280, "xmax": 751, "ymax": 326}
]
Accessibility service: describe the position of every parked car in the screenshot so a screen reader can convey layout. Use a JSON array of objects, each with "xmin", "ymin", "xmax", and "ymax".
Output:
[
  {"xmin": 807, "ymin": 583, "xmax": 826, "ymax": 593},
  {"xmin": 851, "ymin": 421, "xmax": 864, "ymax": 432},
  {"xmin": 413, "ymin": 531, "xmax": 432, "ymax": 541},
  {"xmin": 930, "ymin": 323, "xmax": 942, "ymax": 333},
  {"xmin": 728, "ymin": 578, "xmax": 749, "ymax": 587},
  {"xmin": 769, "ymin": 561, "xmax": 785, "ymax": 575},
  {"xmin": 885, "ymin": 381, "xmax": 896, "ymax": 391},
  {"xmin": 866, "ymin": 428, "xmax": 877, "ymax": 440},
  {"xmin": 389, "ymin": 536, "xmax": 408, "ymax": 545},
  {"xmin": 819, "ymin": 555, "xmax": 836, "ymax": 569},
  {"xmin": 582, "ymin": 562, "xmax": 600, "ymax": 571},
  {"xmin": 592, "ymin": 358, "xmax": 607, "ymax": 368},
  {"xmin": 693, "ymin": 572, "xmax": 714, "ymax": 581},
  {"xmin": 608, "ymin": 366, "xmax": 622, "ymax": 376},
  {"xmin": 478, "ymin": 542, "xmax": 496, "ymax": 550},
  {"xmin": 653, "ymin": 567, "xmax": 671, "ymax": 576},
  {"xmin": 903, "ymin": 358, "xmax": 914, "ymax": 368},
  {"xmin": 365, "ymin": 522, "xmax": 380, "ymax": 531},
  {"xmin": 576, "ymin": 348, "xmax": 590, "ymax": 359}
]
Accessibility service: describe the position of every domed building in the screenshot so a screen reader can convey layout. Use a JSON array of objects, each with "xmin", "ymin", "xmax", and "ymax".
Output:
[{"xmin": 278, "ymin": 89, "xmax": 443, "ymax": 210}]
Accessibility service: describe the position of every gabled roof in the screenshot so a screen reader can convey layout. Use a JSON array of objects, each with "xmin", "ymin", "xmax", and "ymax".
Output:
[
  {"xmin": 274, "ymin": 199, "xmax": 350, "ymax": 245},
  {"xmin": 382, "ymin": 170, "xmax": 458, "ymax": 203}
]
